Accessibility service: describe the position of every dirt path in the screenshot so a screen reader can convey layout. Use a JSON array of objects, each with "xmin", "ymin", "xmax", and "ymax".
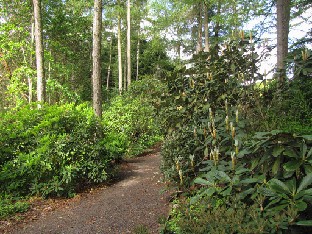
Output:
[{"xmin": 2, "ymin": 149, "xmax": 170, "ymax": 234}]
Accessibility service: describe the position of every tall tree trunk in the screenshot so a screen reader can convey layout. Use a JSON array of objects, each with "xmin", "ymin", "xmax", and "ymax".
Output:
[
  {"xmin": 48, "ymin": 56, "xmax": 51, "ymax": 104},
  {"xmin": 106, "ymin": 37, "xmax": 113, "ymax": 90},
  {"xmin": 276, "ymin": 0, "xmax": 291, "ymax": 83},
  {"xmin": 117, "ymin": 1, "xmax": 123, "ymax": 94},
  {"xmin": 233, "ymin": 1, "xmax": 238, "ymax": 33},
  {"xmin": 28, "ymin": 18, "xmax": 35, "ymax": 104},
  {"xmin": 92, "ymin": 0, "xmax": 103, "ymax": 118},
  {"xmin": 204, "ymin": 2, "xmax": 209, "ymax": 52},
  {"xmin": 177, "ymin": 40, "xmax": 181, "ymax": 60},
  {"xmin": 136, "ymin": 32, "xmax": 140, "ymax": 81},
  {"xmin": 124, "ymin": 56, "xmax": 127, "ymax": 90},
  {"xmin": 33, "ymin": 0, "xmax": 45, "ymax": 104},
  {"xmin": 127, "ymin": 0, "xmax": 131, "ymax": 87},
  {"xmin": 176, "ymin": 26, "xmax": 182, "ymax": 61},
  {"xmin": 196, "ymin": 2, "xmax": 203, "ymax": 53},
  {"xmin": 214, "ymin": 0, "xmax": 221, "ymax": 41}
]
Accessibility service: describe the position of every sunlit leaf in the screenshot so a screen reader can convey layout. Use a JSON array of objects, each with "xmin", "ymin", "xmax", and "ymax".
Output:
[
  {"xmin": 296, "ymin": 220, "xmax": 312, "ymax": 226},
  {"xmin": 298, "ymin": 173, "xmax": 312, "ymax": 193},
  {"xmin": 194, "ymin": 177, "xmax": 213, "ymax": 186},
  {"xmin": 283, "ymin": 160, "xmax": 301, "ymax": 172},
  {"xmin": 269, "ymin": 179, "xmax": 290, "ymax": 195}
]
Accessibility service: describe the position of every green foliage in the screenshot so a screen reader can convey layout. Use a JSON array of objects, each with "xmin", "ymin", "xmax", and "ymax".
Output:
[
  {"xmin": 0, "ymin": 195, "xmax": 29, "ymax": 219},
  {"xmin": 0, "ymin": 103, "xmax": 110, "ymax": 198},
  {"xmin": 164, "ymin": 197, "xmax": 291, "ymax": 234},
  {"xmin": 0, "ymin": 76, "xmax": 165, "ymax": 219},
  {"xmin": 264, "ymin": 174, "xmax": 312, "ymax": 212},
  {"xmin": 161, "ymin": 39, "xmax": 312, "ymax": 233},
  {"xmin": 255, "ymin": 80, "xmax": 312, "ymax": 134},
  {"xmin": 161, "ymin": 39, "xmax": 257, "ymax": 186},
  {"xmin": 164, "ymin": 133, "xmax": 312, "ymax": 232},
  {"xmin": 248, "ymin": 49, "xmax": 312, "ymax": 134},
  {"xmin": 247, "ymin": 131, "xmax": 312, "ymax": 179},
  {"xmin": 103, "ymin": 77, "xmax": 165, "ymax": 157},
  {"xmin": 138, "ymin": 37, "xmax": 175, "ymax": 78}
]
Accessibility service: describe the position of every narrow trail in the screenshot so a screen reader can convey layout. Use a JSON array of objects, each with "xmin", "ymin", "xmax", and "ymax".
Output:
[{"xmin": 3, "ymin": 149, "xmax": 170, "ymax": 234}]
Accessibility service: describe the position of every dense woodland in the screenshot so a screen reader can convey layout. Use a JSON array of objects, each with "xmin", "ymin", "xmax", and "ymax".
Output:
[{"xmin": 0, "ymin": 0, "xmax": 312, "ymax": 233}]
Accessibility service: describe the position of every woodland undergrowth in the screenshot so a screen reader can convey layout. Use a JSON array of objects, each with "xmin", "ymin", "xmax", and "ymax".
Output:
[
  {"xmin": 0, "ymin": 76, "xmax": 164, "ymax": 219},
  {"xmin": 160, "ymin": 38, "xmax": 312, "ymax": 233}
]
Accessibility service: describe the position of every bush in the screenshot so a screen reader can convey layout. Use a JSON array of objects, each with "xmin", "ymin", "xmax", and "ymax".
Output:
[
  {"xmin": 252, "ymin": 79, "xmax": 312, "ymax": 134},
  {"xmin": 163, "ymin": 131, "xmax": 312, "ymax": 233},
  {"xmin": 0, "ymin": 77, "xmax": 166, "ymax": 218},
  {"xmin": 160, "ymin": 40, "xmax": 256, "ymax": 186},
  {"xmin": 0, "ymin": 103, "xmax": 111, "ymax": 198},
  {"xmin": 102, "ymin": 77, "xmax": 165, "ymax": 157},
  {"xmin": 0, "ymin": 195, "xmax": 29, "ymax": 219},
  {"xmin": 246, "ymin": 49, "xmax": 312, "ymax": 134},
  {"xmin": 164, "ymin": 197, "xmax": 290, "ymax": 234},
  {"xmin": 160, "ymin": 40, "xmax": 312, "ymax": 233}
]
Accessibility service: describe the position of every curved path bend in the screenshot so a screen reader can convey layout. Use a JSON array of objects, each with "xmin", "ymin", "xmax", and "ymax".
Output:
[{"xmin": 3, "ymin": 150, "xmax": 170, "ymax": 234}]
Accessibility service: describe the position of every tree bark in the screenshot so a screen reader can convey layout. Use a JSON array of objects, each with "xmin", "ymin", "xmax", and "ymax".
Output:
[
  {"xmin": 204, "ymin": 2, "xmax": 209, "ymax": 52},
  {"xmin": 117, "ymin": 0, "xmax": 123, "ymax": 94},
  {"xmin": 28, "ymin": 19, "xmax": 35, "ymax": 104},
  {"xmin": 106, "ymin": 37, "xmax": 113, "ymax": 90},
  {"xmin": 127, "ymin": 0, "xmax": 131, "ymax": 87},
  {"xmin": 33, "ymin": 0, "xmax": 45, "ymax": 104},
  {"xmin": 276, "ymin": 0, "xmax": 291, "ymax": 82},
  {"xmin": 136, "ymin": 32, "xmax": 140, "ymax": 81},
  {"xmin": 92, "ymin": 0, "xmax": 103, "ymax": 118},
  {"xmin": 196, "ymin": 2, "xmax": 203, "ymax": 53},
  {"xmin": 214, "ymin": 0, "xmax": 221, "ymax": 41},
  {"xmin": 124, "ymin": 56, "xmax": 127, "ymax": 90}
]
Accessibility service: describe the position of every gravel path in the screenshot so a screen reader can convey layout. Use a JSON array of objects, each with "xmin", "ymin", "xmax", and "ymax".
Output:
[{"xmin": 3, "ymin": 150, "xmax": 170, "ymax": 234}]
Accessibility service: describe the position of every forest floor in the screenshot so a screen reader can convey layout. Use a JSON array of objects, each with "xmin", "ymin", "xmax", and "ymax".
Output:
[{"xmin": 0, "ymin": 146, "xmax": 170, "ymax": 234}]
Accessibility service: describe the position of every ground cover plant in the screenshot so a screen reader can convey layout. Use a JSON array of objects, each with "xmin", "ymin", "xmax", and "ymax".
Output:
[{"xmin": 160, "ymin": 38, "xmax": 312, "ymax": 233}]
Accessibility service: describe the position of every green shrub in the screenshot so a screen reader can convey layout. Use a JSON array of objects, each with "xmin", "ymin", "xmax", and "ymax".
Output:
[
  {"xmin": 102, "ymin": 77, "xmax": 165, "ymax": 157},
  {"xmin": 160, "ymin": 40, "xmax": 312, "ymax": 233},
  {"xmin": 0, "ymin": 103, "xmax": 111, "ymax": 198},
  {"xmin": 248, "ymin": 73, "xmax": 312, "ymax": 134},
  {"xmin": 0, "ymin": 195, "xmax": 29, "ymax": 219},
  {"xmin": 160, "ymin": 40, "xmax": 257, "ymax": 185},
  {"xmin": 0, "ymin": 77, "xmax": 165, "ymax": 218},
  {"xmin": 164, "ymin": 196, "xmax": 290, "ymax": 234}
]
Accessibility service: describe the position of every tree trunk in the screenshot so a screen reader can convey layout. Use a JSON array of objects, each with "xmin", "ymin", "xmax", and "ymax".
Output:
[
  {"xmin": 127, "ymin": 0, "xmax": 131, "ymax": 87},
  {"xmin": 124, "ymin": 56, "xmax": 127, "ymax": 90},
  {"xmin": 276, "ymin": 0, "xmax": 291, "ymax": 82},
  {"xmin": 28, "ymin": 19, "xmax": 35, "ymax": 104},
  {"xmin": 117, "ymin": 0, "xmax": 123, "ymax": 94},
  {"xmin": 33, "ymin": 0, "xmax": 45, "ymax": 104},
  {"xmin": 106, "ymin": 37, "xmax": 113, "ymax": 90},
  {"xmin": 178, "ymin": 40, "xmax": 181, "ymax": 60},
  {"xmin": 136, "ymin": 33, "xmax": 140, "ymax": 81},
  {"xmin": 92, "ymin": 0, "xmax": 103, "ymax": 118},
  {"xmin": 204, "ymin": 2, "xmax": 209, "ymax": 52},
  {"xmin": 48, "ymin": 56, "xmax": 51, "ymax": 104},
  {"xmin": 214, "ymin": 0, "xmax": 221, "ymax": 41},
  {"xmin": 233, "ymin": 1, "xmax": 238, "ymax": 32},
  {"xmin": 196, "ymin": 2, "xmax": 203, "ymax": 53}
]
